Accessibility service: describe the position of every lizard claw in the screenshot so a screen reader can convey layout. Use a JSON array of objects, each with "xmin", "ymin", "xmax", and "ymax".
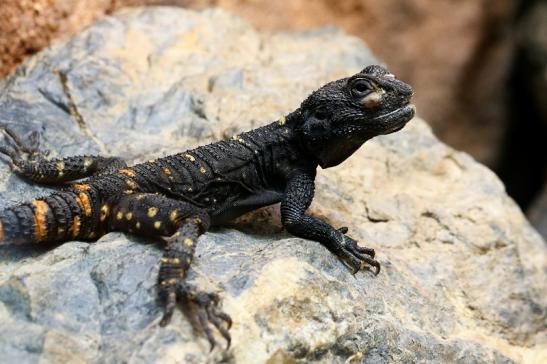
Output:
[
  {"xmin": 340, "ymin": 234, "xmax": 380, "ymax": 275},
  {"xmin": 159, "ymin": 282, "xmax": 232, "ymax": 351},
  {"xmin": 0, "ymin": 124, "xmax": 45, "ymax": 171},
  {"xmin": 337, "ymin": 226, "xmax": 349, "ymax": 234},
  {"xmin": 194, "ymin": 291, "xmax": 232, "ymax": 351},
  {"xmin": 0, "ymin": 124, "xmax": 40, "ymax": 155}
]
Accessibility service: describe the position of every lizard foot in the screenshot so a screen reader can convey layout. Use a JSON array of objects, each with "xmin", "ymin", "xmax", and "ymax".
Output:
[
  {"xmin": 340, "ymin": 234, "xmax": 380, "ymax": 275},
  {"xmin": 159, "ymin": 282, "xmax": 232, "ymax": 351},
  {"xmin": 0, "ymin": 123, "xmax": 46, "ymax": 169}
]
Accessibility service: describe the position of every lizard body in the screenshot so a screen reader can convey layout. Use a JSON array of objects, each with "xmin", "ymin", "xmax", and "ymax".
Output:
[{"xmin": 0, "ymin": 65, "xmax": 414, "ymax": 349}]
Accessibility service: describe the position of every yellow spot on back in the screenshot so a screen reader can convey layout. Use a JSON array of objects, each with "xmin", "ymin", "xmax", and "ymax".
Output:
[
  {"xmin": 126, "ymin": 179, "xmax": 137, "ymax": 189},
  {"xmin": 147, "ymin": 207, "xmax": 158, "ymax": 218},
  {"xmin": 148, "ymin": 159, "xmax": 155, "ymax": 164},
  {"xmin": 154, "ymin": 221, "xmax": 162, "ymax": 229},
  {"xmin": 169, "ymin": 210, "xmax": 178, "ymax": 222},
  {"xmin": 184, "ymin": 238, "xmax": 194, "ymax": 247},
  {"xmin": 277, "ymin": 115, "xmax": 286, "ymax": 125},
  {"xmin": 55, "ymin": 161, "xmax": 65, "ymax": 177},
  {"xmin": 135, "ymin": 222, "xmax": 141, "ymax": 229},
  {"xmin": 161, "ymin": 278, "xmax": 177, "ymax": 286},
  {"xmin": 136, "ymin": 194, "xmax": 145, "ymax": 200},
  {"xmin": 116, "ymin": 211, "xmax": 123, "ymax": 220},
  {"xmin": 73, "ymin": 183, "xmax": 91, "ymax": 192},
  {"xmin": 119, "ymin": 169, "xmax": 136, "ymax": 177},
  {"xmin": 163, "ymin": 167, "xmax": 171, "ymax": 175},
  {"xmin": 71, "ymin": 216, "xmax": 81, "ymax": 238},
  {"xmin": 83, "ymin": 158, "xmax": 93, "ymax": 168},
  {"xmin": 76, "ymin": 193, "xmax": 92, "ymax": 216},
  {"xmin": 184, "ymin": 153, "xmax": 195, "ymax": 162},
  {"xmin": 125, "ymin": 212, "xmax": 133, "ymax": 221},
  {"xmin": 32, "ymin": 200, "xmax": 49, "ymax": 242},
  {"xmin": 100, "ymin": 205, "xmax": 110, "ymax": 222},
  {"xmin": 199, "ymin": 166, "xmax": 206, "ymax": 174}
]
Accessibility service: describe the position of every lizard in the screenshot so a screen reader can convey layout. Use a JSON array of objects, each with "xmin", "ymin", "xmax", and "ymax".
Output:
[{"xmin": 0, "ymin": 64, "xmax": 415, "ymax": 349}]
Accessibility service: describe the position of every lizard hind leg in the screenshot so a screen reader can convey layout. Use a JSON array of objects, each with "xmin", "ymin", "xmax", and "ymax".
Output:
[
  {"xmin": 108, "ymin": 193, "xmax": 232, "ymax": 350},
  {"xmin": 158, "ymin": 217, "xmax": 232, "ymax": 350},
  {"xmin": 0, "ymin": 123, "xmax": 126, "ymax": 185}
]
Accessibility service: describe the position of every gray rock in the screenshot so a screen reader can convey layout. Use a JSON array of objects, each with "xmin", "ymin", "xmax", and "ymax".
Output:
[{"xmin": 0, "ymin": 7, "xmax": 546, "ymax": 364}]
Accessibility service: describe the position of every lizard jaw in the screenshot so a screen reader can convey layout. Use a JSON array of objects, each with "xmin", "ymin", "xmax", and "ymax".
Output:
[{"xmin": 373, "ymin": 104, "xmax": 416, "ymax": 135}]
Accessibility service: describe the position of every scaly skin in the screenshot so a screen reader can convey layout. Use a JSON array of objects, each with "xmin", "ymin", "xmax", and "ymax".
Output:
[{"xmin": 0, "ymin": 65, "xmax": 415, "ymax": 349}]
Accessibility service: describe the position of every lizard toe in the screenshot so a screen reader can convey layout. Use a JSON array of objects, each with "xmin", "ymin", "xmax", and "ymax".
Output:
[
  {"xmin": 341, "ymin": 236, "xmax": 380, "ymax": 274},
  {"xmin": 192, "ymin": 290, "xmax": 232, "ymax": 351}
]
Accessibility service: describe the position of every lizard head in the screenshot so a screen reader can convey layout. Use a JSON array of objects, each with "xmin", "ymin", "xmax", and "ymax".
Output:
[{"xmin": 294, "ymin": 65, "xmax": 415, "ymax": 168}]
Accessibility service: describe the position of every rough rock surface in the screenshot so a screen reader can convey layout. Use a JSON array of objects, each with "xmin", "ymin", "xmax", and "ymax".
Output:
[
  {"xmin": 0, "ymin": 7, "xmax": 545, "ymax": 364},
  {"xmin": 186, "ymin": 0, "xmax": 517, "ymax": 166},
  {"xmin": 1, "ymin": 0, "xmax": 515, "ymax": 167},
  {"xmin": 0, "ymin": 0, "xmax": 115, "ymax": 77}
]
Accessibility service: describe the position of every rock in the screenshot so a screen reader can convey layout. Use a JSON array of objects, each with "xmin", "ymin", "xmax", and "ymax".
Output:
[
  {"xmin": 1, "ymin": 1, "xmax": 516, "ymax": 167},
  {"xmin": 0, "ymin": 0, "xmax": 115, "ymax": 78},
  {"xmin": 186, "ymin": 0, "xmax": 517, "ymax": 166},
  {"xmin": 0, "ymin": 7, "xmax": 545, "ymax": 364}
]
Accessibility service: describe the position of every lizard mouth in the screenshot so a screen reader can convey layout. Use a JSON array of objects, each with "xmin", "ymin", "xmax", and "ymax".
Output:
[{"xmin": 373, "ymin": 104, "xmax": 416, "ymax": 134}]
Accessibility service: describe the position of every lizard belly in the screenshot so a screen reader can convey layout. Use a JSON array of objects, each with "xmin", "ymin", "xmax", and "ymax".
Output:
[{"xmin": 210, "ymin": 189, "xmax": 284, "ymax": 225}]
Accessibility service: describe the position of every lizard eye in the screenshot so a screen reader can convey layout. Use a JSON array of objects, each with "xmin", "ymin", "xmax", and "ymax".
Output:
[
  {"xmin": 314, "ymin": 106, "xmax": 329, "ymax": 120},
  {"xmin": 351, "ymin": 80, "xmax": 373, "ymax": 96}
]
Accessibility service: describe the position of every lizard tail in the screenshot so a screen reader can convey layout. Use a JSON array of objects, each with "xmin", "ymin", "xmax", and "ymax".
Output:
[{"xmin": 0, "ymin": 190, "xmax": 97, "ymax": 245}]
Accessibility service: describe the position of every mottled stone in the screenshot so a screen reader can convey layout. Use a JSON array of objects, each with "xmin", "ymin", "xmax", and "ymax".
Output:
[{"xmin": 0, "ymin": 7, "xmax": 545, "ymax": 364}]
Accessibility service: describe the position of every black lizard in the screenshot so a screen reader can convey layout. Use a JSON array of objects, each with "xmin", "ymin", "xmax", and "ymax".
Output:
[{"xmin": 0, "ymin": 65, "xmax": 414, "ymax": 349}]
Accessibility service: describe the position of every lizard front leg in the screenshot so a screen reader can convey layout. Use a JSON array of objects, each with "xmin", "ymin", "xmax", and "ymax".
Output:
[{"xmin": 280, "ymin": 170, "xmax": 380, "ymax": 274}]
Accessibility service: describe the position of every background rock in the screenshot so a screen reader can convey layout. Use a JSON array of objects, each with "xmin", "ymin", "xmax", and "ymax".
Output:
[
  {"xmin": 519, "ymin": 1, "xmax": 547, "ymax": 237},
  {"xmin": 497, "ymin": 0, "xmax": 547, "ymax": 238},
  {"xmin": 0, "ymin": 7, "xmax": 546, "ymax": 364},
  {"xmin": 0, "ymin": 0, "xmax": 516, "ymax": 167},
  {"xmin": 0, "ymin": 0, "xmax": 115, "ymax": 78},
  {"xmin": 185, "ymin": 0, "xmax": 517, "ymax": 167}
]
